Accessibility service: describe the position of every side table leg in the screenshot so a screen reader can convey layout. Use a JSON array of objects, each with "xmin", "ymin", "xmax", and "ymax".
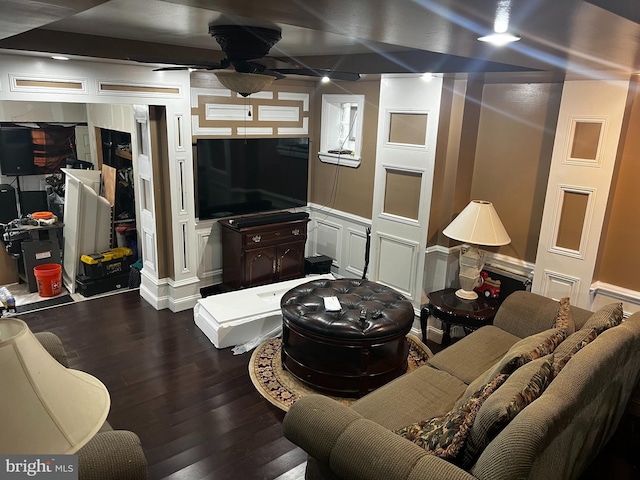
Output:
[{"xmin": 420, "ymin": 306, "xmax": 430, "ymax": 344}]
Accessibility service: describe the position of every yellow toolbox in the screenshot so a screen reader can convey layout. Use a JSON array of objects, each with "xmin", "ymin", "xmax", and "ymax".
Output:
[{"xmin": 80, "ymin": 247, "xmax": 133, "ymax": 279}]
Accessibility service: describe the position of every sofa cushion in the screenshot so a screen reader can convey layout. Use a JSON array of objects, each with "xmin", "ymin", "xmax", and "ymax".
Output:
[
  {"xmin": 353, "ymin": 364, "xmax": 468, "ymax": 431},
  {"xmin": 462, "ymin": 355, "xmax": 555, "ymax": 468},
  {"xmin": 552, "ymin": 327, "xmax": 598, "ymax": 375},
  {"xmin": 456, "ymin": 328, "xmax": 565, "ymax": 406},
  {"xmin": 553, "ymin": 297, "xmax": 575, "ymax": 335},
  {"xmin": 581, "ymin": 302, "xmax": 623, "ymax": 334},
  {"xmin": 427, "ymin": 325, "xmax": 521, "ymax": 384},
  {"xmin": 395, "ymin": 373, "xmax": 508, "ymax": 462}
]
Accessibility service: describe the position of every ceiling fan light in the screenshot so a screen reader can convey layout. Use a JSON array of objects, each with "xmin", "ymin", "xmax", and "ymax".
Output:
[{"xmin": 214, "ymin": 71, "xmax": 274, "ymax": 97}]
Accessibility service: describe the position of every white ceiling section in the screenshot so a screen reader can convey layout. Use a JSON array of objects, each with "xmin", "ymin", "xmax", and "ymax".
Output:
[{"xmin": 0, "ymin": 0, "xmax": 638, "ymax": 76}]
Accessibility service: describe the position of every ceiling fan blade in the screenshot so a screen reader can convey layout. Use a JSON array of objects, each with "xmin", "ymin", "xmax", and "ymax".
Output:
[
  {"xmin": 271, "ymin": 68, "xmax": 361, "ymax": 81},
  {"xmin": 128, "ymin": 56, "xmax": 226, "ymax": 70}
]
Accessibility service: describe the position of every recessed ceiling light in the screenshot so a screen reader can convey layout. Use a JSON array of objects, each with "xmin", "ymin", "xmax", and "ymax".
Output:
[
  {"xmin": 421, "ymin": 73, "xmax": 434, "ymax": 82},
  {"xmin": 51, "ymin": 55, "xmax": 69, "ymax": 61},
  {"xmin": 477, "ymin": 32, "xmax": 521, "ymax": 46},
  {"xmin": 321, "ymin": 76, "xmax": 331, "ymax": 83}
]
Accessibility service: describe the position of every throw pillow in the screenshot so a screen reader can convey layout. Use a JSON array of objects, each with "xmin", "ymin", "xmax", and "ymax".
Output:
[
  {"xmin": 456, "ymin": 328, "xmax": 566, "ymax": 407},
  {"xmin": 395, "ymin": 373, "xmax": 508, "ymax": 462},
  {"xmin": 552, "ymin": 327, "xmax": 598, "ymax": 376},
  {"xmin": 581, "ymin": 302, "xmax": 624, "ymax": 334},
  {"xmin": 461, "ymin": 355, "xmax": 555, "ymax": 468},
  {"xmin": 553, "ymin": 297, "xmax": 575, "ymax": 335}
]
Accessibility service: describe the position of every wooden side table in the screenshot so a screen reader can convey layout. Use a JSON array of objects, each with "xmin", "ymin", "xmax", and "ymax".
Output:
[{"xmin": 421, "ymin": 288, "xmax": 499, "ymax": 345}]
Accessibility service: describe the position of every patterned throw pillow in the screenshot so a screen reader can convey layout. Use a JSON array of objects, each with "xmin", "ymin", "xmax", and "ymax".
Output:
[
  {"xmin": 553, "ymin": 297, "xmax": 575, "ymax": 335},
  {"xmin": 461, "ymin": 356, "xmax": 555, "ymax": 468},
  {"xmin": 581, "ymin": 302, "xmax": 624, "ymax": 334},
  {"xmin": 395, "ymin": 373, "xmax": 508, "ymax": 462},
  {"xmin": 552, "ymin": 327, "xmax": 598, "ymax": 376}
]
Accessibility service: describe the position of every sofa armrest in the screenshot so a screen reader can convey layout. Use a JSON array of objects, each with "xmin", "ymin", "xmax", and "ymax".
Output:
[
  {"xmin": 77, "ymin": 430, "xmax": 147, "ymax": 480},
  {"xmin": 34, "ymin": 331, "xmax": 69, "ymax": 367},
  {"xmin": 283, "ymin": 395, "xmax": 475, "ymax": 480}
]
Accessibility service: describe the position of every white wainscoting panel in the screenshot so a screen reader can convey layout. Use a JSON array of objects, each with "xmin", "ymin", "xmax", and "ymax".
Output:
[
  {"xmin": 346, "ymin": 228, "xmax": 368, "ymax": 277},
  {"xmin": 307, "ymin": 204, "xmax": 371, "ymax": 279},
  {"xmin": 314, "ymin": 218, "xmax": 342, "ymax": 268},
  {"xmin": 376, "ymin": 233, "xmax": 419, "ymax": 299}
]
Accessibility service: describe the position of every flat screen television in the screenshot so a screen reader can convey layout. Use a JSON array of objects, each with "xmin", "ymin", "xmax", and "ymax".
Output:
[{"xmin": 196, "ymin": 137, "xmax": 309, "ymax": 220}]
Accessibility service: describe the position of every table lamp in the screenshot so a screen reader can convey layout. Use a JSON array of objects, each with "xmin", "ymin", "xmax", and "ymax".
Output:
[
  {"xmin": 0, "ymin": 318, "xmax": 110, "ymax": 454},
  {"xmin": 443, "ymin": 200, "xmax": 511, "ymax": 300}
]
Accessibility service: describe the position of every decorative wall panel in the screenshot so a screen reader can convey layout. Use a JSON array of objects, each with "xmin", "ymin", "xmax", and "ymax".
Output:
[
  {"xmin": 191, "ymin": 85, "xmax": 311, "ymax": 138},
  {"xmin": 376, "ymin": 233, "xmax": 418, "ymax": 298},
  {"xmin": 346, "ymin": 228, "xmax": 368, "ymax": 277},
  {"xmin": 541, "ymin": 270, "xmax": 580, "ymax": 302},
  {"xmin": 10, "ymin": 74, "xmax": 87, "ymax": 94},
  {"xmin": 315, "ymin": 219, "xmax": 342, "ymax": 268}
]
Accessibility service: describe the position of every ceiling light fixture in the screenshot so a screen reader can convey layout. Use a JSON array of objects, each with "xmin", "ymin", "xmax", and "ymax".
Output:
[
  {"xmin": 321, "ymin": 76, "xmax": 331, "ymax": 83},
  {"xmin": 51, "ymin": 55, "xmax": 69, "ymax": 61},
  {"xmin": 214, "ymin": 71, "xmax": 275, "ymax": 97},
  {"xmin": 478, "ymin": 32, "xmax": 521, "ymax": 46},
  {"xmin": 421, "ymin": 72, "xmax": 434, "ymax": 82},
  {"xmin": 478, "ymin": 0, "xmax": 521, "ymax": 46}
]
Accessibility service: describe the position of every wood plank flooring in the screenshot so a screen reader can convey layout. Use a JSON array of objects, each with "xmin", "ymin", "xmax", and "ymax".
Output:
[
  {"xmin": 18, "ymin": 290, "xmax": 306, "ymax": 480},
  {"xmin": 15, "ymin": 290, "xmax": 639, "ymax": 480}
]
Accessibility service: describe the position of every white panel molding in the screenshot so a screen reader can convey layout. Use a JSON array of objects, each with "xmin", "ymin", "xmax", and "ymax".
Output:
[
  {"xmin": 382, "ymin": 108, "xmax": 430, "ymax": 150},
  {"xmin": 205, "ymin": 103, "xmax": 252, "ymax": 121},
  {"xmin": 179, "ymin": 220, "xmax": 189, "ymax": 273},
  {"xmin": 345, "ymin": 228, "xmax": 367, "ymax": 277},
  {"xmin": 191, "ymin": 114, "xmax": 231, "ymax": 136},
  {"xmin": 237, "ymin": 127, "xmax": 273, "ymax": 135},
  {"xmin": 278, "ymin": 117, "xmax": 309, "ymax": 135},
  {"xmin": 589, "ymin": 281, "xmax": 640, "ymax": 317},
  {"xmin": 378, "ymin": 211, "xmax": 421, "ymax": 227},
  {"xmin": 307, "ymin": 204, "xmax": 371, "ymax": 279},
  {"xmin": 541, "ymin": 269, "xmax": 580, "ymax": 302},
  {"xmin": 9, "ymin": 73, "xmax": 87, "ymax": 94},
  {"xmin": 376, "ymin": 232, "xmax": 419, "ymax": 298},
  {"xmin": 97, "ymin": 80, "xmax": 181, "ymax": 97},
  {"xmin": 238, "ymin": 91, "xmax": 273, "ymax": 100},
  {"xmin": 314, "ymin": 218, "xmax": 343, "ymax": 268},
  {"xmin": 258, "ymin": 105, "xmax": 299, "ymax": 122},
  {"xmin": 174, "ymin": 114, "xmax": 185, "ymax": 151},
  {"xmin": 278, "ymin": 92, "xmax": 310, "ymax": 111},
  {"xmin": 548, "ymin": 184, "xmax": 596, "ymax": 259},
  {"xmin": 190, "ymin": 87, "xmax": 230, "ymax": 107},
  {"xmin": 564, "ymin": 116, "xmax": 607, "ymax": 167}
]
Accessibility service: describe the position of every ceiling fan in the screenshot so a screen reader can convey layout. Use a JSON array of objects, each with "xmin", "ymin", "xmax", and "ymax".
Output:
[{"xmin": 130, "ymin": 25, "xmax": 360, "ymax": 96}]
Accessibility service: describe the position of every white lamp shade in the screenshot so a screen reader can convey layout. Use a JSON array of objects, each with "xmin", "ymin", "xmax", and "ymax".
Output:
[
  {"xmin": 0, "ymin": 318, "xmax": 110, "ymax": 454},
  {"xmin": 443, "ymin": 200, "xmax": 511, "ymax": 246},
  {"xmin": 214, "ymin": 70, "xmax": 275, "ymax": 97}
]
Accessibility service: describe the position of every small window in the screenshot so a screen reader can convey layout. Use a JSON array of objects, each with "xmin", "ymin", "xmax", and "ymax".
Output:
[{"xmin": 319, "ymin": 94, "xmax": 365, "ymax": 168}]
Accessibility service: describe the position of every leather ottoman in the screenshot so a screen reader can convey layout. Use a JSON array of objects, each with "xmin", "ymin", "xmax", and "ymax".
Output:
[{"xmin": 280, "ymin": 278, "xmax": 414, "ymax": 397}]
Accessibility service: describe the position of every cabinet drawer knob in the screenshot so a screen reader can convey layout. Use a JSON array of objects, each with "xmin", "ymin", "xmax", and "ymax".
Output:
[
  {"xmin": 292, "ymin": 229, "xmax": 300, "ymax": 236},
  {"xmin": 252, "ymin": 235, "xmax": 261, "ymax": 243}
]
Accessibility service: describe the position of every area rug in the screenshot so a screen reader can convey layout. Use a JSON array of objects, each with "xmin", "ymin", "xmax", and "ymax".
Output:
[{"xmin": 249, "ymin": 333, "xmax": 433, "ymax": 412}]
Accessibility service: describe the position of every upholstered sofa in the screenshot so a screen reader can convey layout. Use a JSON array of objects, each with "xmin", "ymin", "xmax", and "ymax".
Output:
[
  {"xmin": 283, "ymin": 291, "xmax": 640, "ymax": 480},
  {"xmin": 35, "ymin": 332, "xmax": 148, "ymax": 480}
]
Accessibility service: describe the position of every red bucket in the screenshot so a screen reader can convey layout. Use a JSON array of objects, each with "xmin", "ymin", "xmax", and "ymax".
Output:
[{"xmin": 33, "ymin": 264, "xmax": 63, "ymax": 297}]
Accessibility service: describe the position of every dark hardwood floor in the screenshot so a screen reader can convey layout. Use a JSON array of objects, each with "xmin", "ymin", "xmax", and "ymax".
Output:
[{"xmin": 16, "ymin": 291, "xmax": 639, "ymax": 480}]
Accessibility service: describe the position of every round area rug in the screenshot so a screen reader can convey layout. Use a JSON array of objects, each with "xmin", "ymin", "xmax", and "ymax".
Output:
[{"xmin": 249, "ymin": 333, "xmax": 433, "ymax": 411}]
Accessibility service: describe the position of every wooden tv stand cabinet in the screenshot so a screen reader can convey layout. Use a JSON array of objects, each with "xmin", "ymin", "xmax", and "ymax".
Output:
[{"xmin": 219, "ymin": 212, "xmax": 309, "ymax": 290}]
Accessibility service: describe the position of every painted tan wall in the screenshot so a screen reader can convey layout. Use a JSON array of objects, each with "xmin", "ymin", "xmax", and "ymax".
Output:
[
  {"xmin": 309, "ymin": 80, "xmax": 380, "ymax": 219},
  {"xmin": 470, "ymin": 82, "xmax": 562, "ymax": 262},
  {"xmin": 596, "ymin": 79, "xmax": 640, "ymax": 290}
]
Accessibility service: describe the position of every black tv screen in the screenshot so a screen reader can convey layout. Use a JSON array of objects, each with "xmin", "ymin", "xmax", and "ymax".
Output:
[{"xmin": 196, "ymin": 137, "xmax": 309, "ymax": 220}]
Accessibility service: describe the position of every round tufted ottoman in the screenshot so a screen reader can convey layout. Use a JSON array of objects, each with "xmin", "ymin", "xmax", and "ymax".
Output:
[{"xmin": 280, "ymin": 278, "xmax": 414, "ymax": 397}]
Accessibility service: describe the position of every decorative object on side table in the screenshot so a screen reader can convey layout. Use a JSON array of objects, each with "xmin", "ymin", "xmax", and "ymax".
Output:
[
  {"xmin": 421, "ymin": 288, "xmax": 499, "ymax": 345},
  {"xmin": 443, "ymin": 200, "xmax": 511, "ymax": 300}
]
